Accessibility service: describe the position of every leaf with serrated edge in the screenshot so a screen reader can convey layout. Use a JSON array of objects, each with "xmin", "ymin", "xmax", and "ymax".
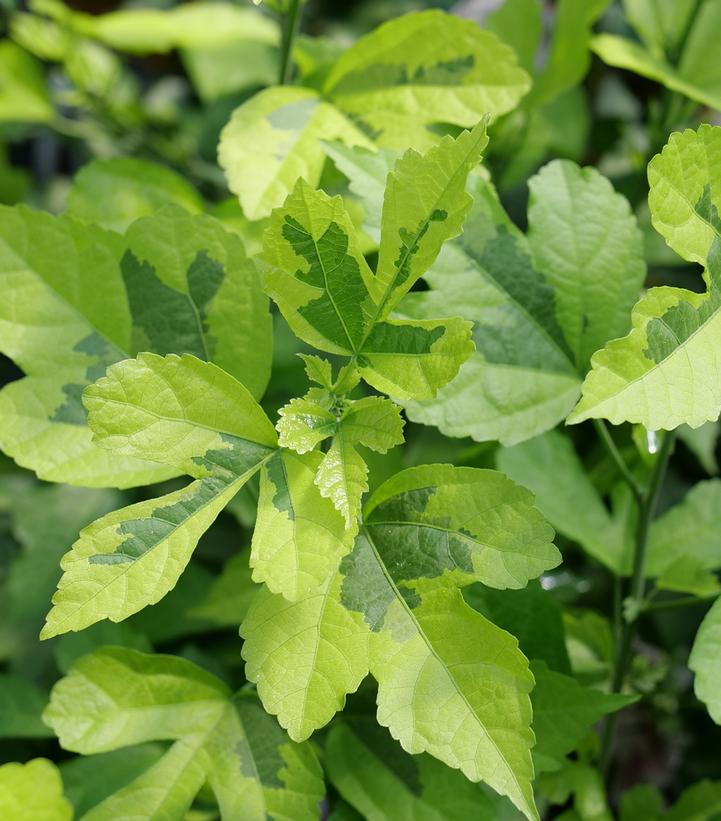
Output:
[
  {"xmin": 251, "ymin": 449, "xmax": 353, "ymax": 600},
  {"xmin": 569, "ymin": 126, "xmax": 721, "ymax": 429}
]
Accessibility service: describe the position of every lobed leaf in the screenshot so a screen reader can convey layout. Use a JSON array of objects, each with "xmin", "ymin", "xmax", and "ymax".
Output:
[{"xmin": 0, "ymin": 759, "xmax": 71, "ymax": 820}]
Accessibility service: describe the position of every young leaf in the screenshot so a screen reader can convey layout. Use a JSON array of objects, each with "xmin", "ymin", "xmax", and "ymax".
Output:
[
  {"xmin": 689, "ymin": 597, "xmax": 721, "ymax": 724},
  {"xmin": 315, "ymin": 434, "xmax": 369, "ymax": 529},
  {"xmin": 244, "ymin": 464, "xmax": 557, "ymax": 819},
  {"xmin": 0, "ymin": 759, "xmax": 72, "ymax": 820},
  {"xmin": 67, "ymin": 157, "xmax": 203, "ymax": 233},
  {"xmin": 219, "ymin": 86, "xmax": 372, "ymax": 221},
  {"xmin": 122, "ymin": 206, "xmax": 272, "ymax": 399},
  {"xmin": 325, "ymin": 720, "xmax": 520, "ymax": 821},
  {"xmin": 43, "ymin": 354, "xmax": 277, "ymax": 637},
  {"xmin": 374, "ymin": 122, "xmax": 489, "ymax": 314},
  {"xmin": 527, "ymin": 160, "xmax": 645, "ymax": 370},
  {"xmin": 323, "ymin": 10, "xmax": 530, "ymax": 149},
  {"xmin": 0, "ymin": 206, "xmax": 175, "ymax": 488},
  {"xmin": 530, "ymin": 661, "xmax": 637, "ymax": 772},
  {"xmin": 569, "ymin": 126, "xmax": 721, "ymax": 429},
  {"xmin": 43, "ymin": 647, "xmax": 324, "ymax": 820},
  {"xmin": 241, "ymin": 571, "xmax": 370, "ymax": 740},
  {"xmin": 251, "ymin": 449, "xmax": 353, "ymax": 599}
]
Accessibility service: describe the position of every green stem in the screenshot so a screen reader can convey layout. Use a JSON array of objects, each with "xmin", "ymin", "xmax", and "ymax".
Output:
[
  {"xmin": 278, "ymin": 0, "xmax": 302, "ymax": 86},
  {"xmin": 599, "ymin": 430, "xmax": 675, "ymax": 777},
  {"xmin": 593, "ymin": 419, "xmax": 643, "ymax": 504}
]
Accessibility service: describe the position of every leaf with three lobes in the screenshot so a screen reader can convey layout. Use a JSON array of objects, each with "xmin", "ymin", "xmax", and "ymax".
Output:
[
  {"xmin": 569, "ymin": 125, "xmax": 721, "ymax": 429},
  {"xmin": 278, "ymin": 392, "xmax": 405, "ymax": 528},
  {"xmin": 242, "ymin": 464, "xmax": 559, "ymax": 820},
  {"xmin": 43, "ymin": 647, "xmax": 324, "ymax": 820},
  {"xmin": 42, "ymin": 353, "xmax": 277, "ymax": 638},
  {"xmin": 263, "ymin": 123, "xmax": 485, "ymax": 400}
]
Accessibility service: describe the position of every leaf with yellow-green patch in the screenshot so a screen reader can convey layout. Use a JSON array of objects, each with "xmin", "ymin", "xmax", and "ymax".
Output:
[
  {"xmin": 43, "ymin": 647, "xmax": 324, "ymax": 820},
  {"xmin": 0, "ymin": 759, "xmax": 71, "ymax": 821}
]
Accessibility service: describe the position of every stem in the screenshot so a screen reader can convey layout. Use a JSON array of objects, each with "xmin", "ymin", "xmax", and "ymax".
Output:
[
  {"xmin": 278, "ymin": 0, "xmax": 302, "ymax": 86},
  {"xmin": 599, "ymin": 430, "xmax": 675, "ymax": 777},
  {"xmin": 593, "ymin": 419, "xmax": 643, "ymax": 504}
]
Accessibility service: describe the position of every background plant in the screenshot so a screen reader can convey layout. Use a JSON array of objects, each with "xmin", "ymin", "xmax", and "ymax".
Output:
[{"xmin": 1, "ymin": 2, "xmax": 721, "ymax": 820}]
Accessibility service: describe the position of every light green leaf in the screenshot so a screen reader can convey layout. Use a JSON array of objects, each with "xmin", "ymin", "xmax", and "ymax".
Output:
[
  {"xmin": 247, "ymin": 464, "xmax": 555, "ymax": 818},
  {"xmin": 375, "ymin": 121, "xmax": 489, "ymax": 314},
  {"xmin": 340, "ymin": 396, "xmax": 405, "ymax": 453},
  {"xmin": 622, "ymin": 0, "xmax": 698, "ymax": 54},
  {"xmin": 646, "ymin": 480, "xmax": 721, "ymax": 577},
  {"xmin": 65, "ymin": 2, "xmax": 277, "ymax": 53},
  {"xmin": 0, "ymin": 759, "xmax": 72, "ymax": 820},
  {"xmin": 569, "ymin": 126, "xmax": 721, "ymax": 430},
  {"xmin": 84, "ymin": 352, "xmax": 277, "ymax": 475},
  {"xmin": 401, "ymin": 174, "xmax": 581, "ymax": 445},
  {"xmin": 241, "ymin": 572, "xmax": 370, "ymax": 740},
  {"xmin": 219, "ymin": 86, "xmax": 372, "ymax": 221},
  {"xmin": 368, "ymin": 580, "xmax": 537, "ymax": 820},
  {"xmin": 530, "ymin": 661, "xmax": 637, "ymax": 772},
  {"xmin": 251, "ymin": 449, "xmax": 353, "ymax": 599},
  {"xmin": 0, "ymin": 206, "xmax": 175, "ymax": 487},
  {"xmin": 121, "ymin": 206, "xmax": 272, "ymax": 398},
  {"xmin": 527, "ymin": 160, "xmax": 645, "ymax": 370},
  {"xmin": 262, "ymin": 179, "xmax": 377, "ymax": 355},
  {"xmin": 45, "ymin": 354, "xmax": 276, "ymax": 637},
  {"xmin": 277, "ymin": 389, "xmax": 337, "ymax": 453},
  {"xmin": 690, "ymin": 598, "xmax": 721, "ymax": 724},
  {"xmin": 363, "ymin": 464, "xmax": 560, "ymax": 590},
  {"xmin": 44, "ymin": 647, "xmax": 324, "ymax": 820},
  {"xmin": 316, "ymin": 434, "xmax": 369, "ymax": 528},
  {"xmin": 0, "ymin": 41, "xmax": 52, "ymax": 123},
  {"xmin": 358, "ymin": 316, "xmax": 474, "ymax": 401},
  {"xmin": 0, "ymin": 675, "xmax": 52, "ymax": 738},
  {"xmin": 326, "ymin": 720, "xmax": 521, "ymax": 821},
  {"xmin": 263, "ymin": 172, "xmax": 474, "ymax": 399},
  {"xmin": 41, "ymin": 474, "xmax": 248, "ymax": 639},
  {"xmin": 497, "ymin": 430, "xmax": 628, "ymax": 573},
  {"xmin": 59, "ymin": 744, "xmax": 166, "ymax": 818},
  {"xmin": 324, "ymin": 10, "xmax": 530, "ymax": 149},
  {"xmin": 67, "ymin": 157, "xmax": 203, "ymax": 234}
]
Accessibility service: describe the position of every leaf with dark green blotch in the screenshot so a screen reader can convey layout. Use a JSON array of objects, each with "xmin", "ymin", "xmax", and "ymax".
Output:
[
  {"xmin": 123, "ymin": 206, "xmax": 272, "ymax": 399},
  {"xmin": 570, "ymin": 125, "xmax": 721, "ymax": 429},
  {"xmin": 251, "ymin": 449, "xmax": 353, "ymax": 600},
  {"xmin": 43, "ymin": 647, "xmax": 324, "ymax": 820},
  {"xmin": 323, "ymin": 10, "xmax": 529, "ymax": 149},
  {"xmin": 326, "ymin": 720, "xmax": 521, "ymax": 821},
  {"xmin": 0, "ymin": 206, "xmax": 174, "ymax": 487}
]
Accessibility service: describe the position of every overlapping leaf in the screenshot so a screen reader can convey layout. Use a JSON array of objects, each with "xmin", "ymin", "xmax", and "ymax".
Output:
[
  {"xmin": 569, "ymin": 126, "xmax": 721, "ymax": 429},
  {"xmin": 42, "ymin": 354, "xmax": 277, "ymax": 638},
  {"xmin": 263, "ymin": 124, "xmax": 483, "ymax": 401},
  {"xmin": 402, "ymin": 160, "xmax": 644, "ymax": 445},
  {"xmin": 219, "ymin": 10, "xmax": 529, "ymax": 218},
  {"xmin": 0, "ymin": 204, "xmax": 271, "ymax": 487},
  {"xmin": 44, "ymin": 647, "xmax": 324, "ymax": 820},
  {"xmin": 242, "ymin": 464, "xmax": 559, "ymax": 819}
]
